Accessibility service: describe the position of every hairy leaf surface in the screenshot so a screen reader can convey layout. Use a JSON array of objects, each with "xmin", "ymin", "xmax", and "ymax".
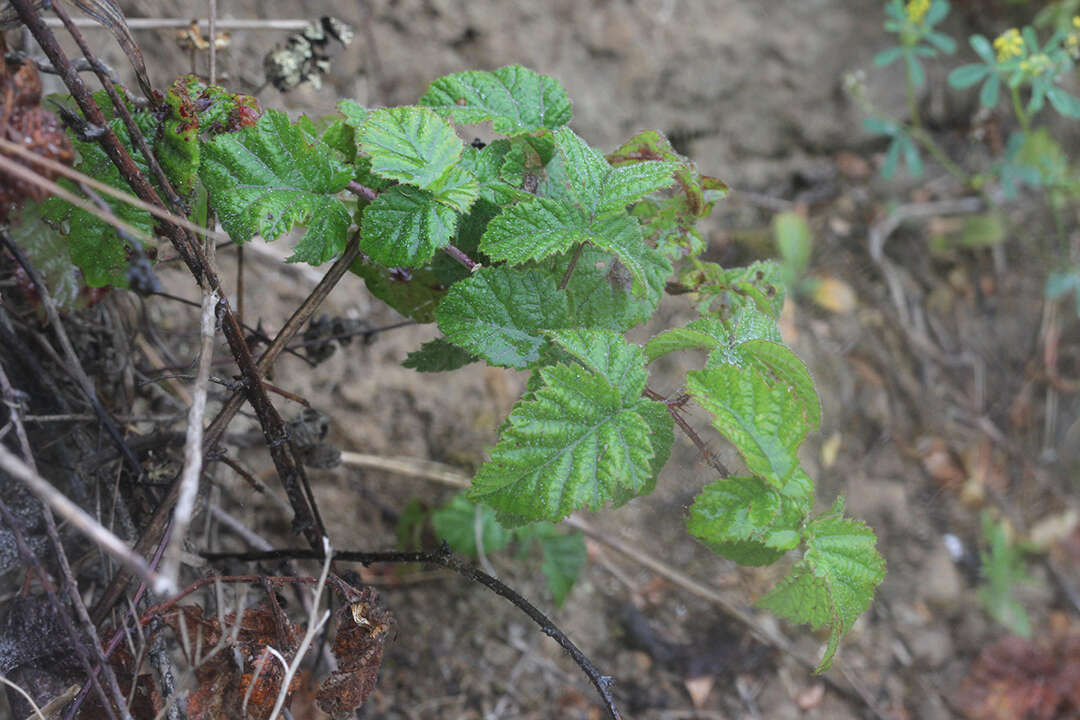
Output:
[
  {"xmin": 436, "ymin": 267, "xmax": 571, "ymax": 369},
  {"xmin": 200, "ymin": 109, "xmax": 352, "ymax": 264},
  {"xmin": 359, "ymin": 186, "xmax": 458, "ymax": 267},
  {"xmin": 541, "ymin": 247, "xmax": 666, "ymax": 331},
  {"xmin": 357, "ymin": 106, "xmax": 466, "ymax": 190},
  {"xmin": 687, "ymin": 476, "xmax": 802, "ymax": 566},
  {"xmin": 469, "ymin": 330, "xmax": 664, "ymax": 524},
  {"xmin": 419, "ymin": 65, "xmax": 572, "ymax": 134},
  {"xmin": 758, "ymin": 510, "xmax": 885, "ymax": 672},
  {"xmin": 686, "ymin": 364, "xmax": 811, "ymax": 488}
]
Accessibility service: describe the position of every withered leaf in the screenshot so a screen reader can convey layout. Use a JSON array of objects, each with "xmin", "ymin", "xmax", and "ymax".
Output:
[
  {"xmin": 166, "ymin": 603, "xmax": 302, "ymax": 720},
  {"xmin": 316, "ymin": 587, "xmax": 394, "ymax": 718},
  {"xmin": 953, "ymin": 633, "xmax": 1080, "ymax": 720}
]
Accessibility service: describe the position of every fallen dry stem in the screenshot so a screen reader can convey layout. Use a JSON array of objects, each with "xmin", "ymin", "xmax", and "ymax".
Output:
[{"xmin": 161, "ymin": 280, "xmax": 219, "ymax": 588}]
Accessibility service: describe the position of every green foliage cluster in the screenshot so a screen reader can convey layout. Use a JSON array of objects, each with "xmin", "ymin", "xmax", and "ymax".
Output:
[{"xmin": 13, "ymin": 66, "xmax": 885, "ymax": 671}]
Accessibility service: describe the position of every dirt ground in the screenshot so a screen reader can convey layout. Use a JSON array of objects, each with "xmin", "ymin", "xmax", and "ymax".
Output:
[{"xmin": 4, "ymin": 0, "xmax": 1080, "ymax": 719}]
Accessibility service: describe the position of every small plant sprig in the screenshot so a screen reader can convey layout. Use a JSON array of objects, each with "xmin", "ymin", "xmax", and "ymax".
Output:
[
  {"xmin": 948, "ymin": 20, "xmax": 1080, "ymax": 128},
  {"xmin": 13, "ymin": 65, "xmax": 885, "ymax": 673},
  {"xmin": 861, "ymin": 1, "xmax": 1080, "ymax": 187}
]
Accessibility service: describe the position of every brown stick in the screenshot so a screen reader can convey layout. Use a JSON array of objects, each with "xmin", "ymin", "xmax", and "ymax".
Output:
[
  {"xmin": 90, "ymin": 232, "xmax": 363, "ymax": 623},
  {"xmin": 12, "ymin": 0, "xmax": 329, "ymax": 572}
]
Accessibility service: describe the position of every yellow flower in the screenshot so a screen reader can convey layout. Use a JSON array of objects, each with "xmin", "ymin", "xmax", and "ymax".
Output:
[
  {"xmin": 993, "ymin": 28, "xmax": 1025, "ymax": 62},
  {"xmin": 905, "ymin": 0, "xmax": 931, "ymax": 24},
  {"xmin": 1073, "ymin": 15, "xmax": 1080, "ymax": 29}
]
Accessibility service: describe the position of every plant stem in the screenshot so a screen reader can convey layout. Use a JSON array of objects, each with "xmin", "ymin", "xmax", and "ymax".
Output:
[
  {"xmin": 905, "ymin": 60, "xmax": 922, "ymax": 132},
  {"xmin": 443, "ymin": 243, "xmax": 481, "ymax": 272},
  {"xmin": 1011, "ymin": 84, "xmax": 1030, "ymax": 132},
  {"xmin": 347, "ymin": 180, "xmax": 379, "ymax": 203},
  {"xmin": 559, "ymin": 243, "xmax": 585, "ymax": 290},
  {"xmin": 908, "ymin": 127, "xmax": 971, "ymax": 184}
]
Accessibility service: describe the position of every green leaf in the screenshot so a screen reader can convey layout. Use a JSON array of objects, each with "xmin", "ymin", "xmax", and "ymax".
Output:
[
  {"xmin": 41, "ymin": 111, "xmax": 156, "ymax": 288},
  {"xmin": 970, "ymin": 34, "xmax": 996, "ymax": 64},
  {"xmin": 8, "ymin": 202, "xmax": 86, "ymax": 309},
  {"xmin": 693, "ymin": 261, "xmax": 787, "ymax": 318},
  {"xmin": 979, "ymin": 74, "xmax": 1001, "ymax": 108},
  {"xmin": 419, "ymin": 65, "xmax": 572, "ymax": 135},
  {"xmin": 645, "ymin": 306, "xmax": 781, "ymax": 364},
  {"xmin": 482, "ymin": 202, "xmax": 666, "ymax": 298},
  {"xmin": 687, "ymin": 476, "xmax": 802, "ymax": 566},
  {"xmin": 899, "ymin": 134, "xmax": 923, "ymax": 177},
  {"xmin": 348, "ymin": 258, "xmax": 447, "ymax": 323},
  {"xmin": 1047, "ymin": 87, "xmax": 1080, "ymax": 118},
  {"xmin": 773, "ymin": 211, "xmax": 812, "ymax": 286},
  {"xmin": 435, "ymin": 266, "xmax": 571, "ymax": 369},
  {"xmin": 480, "ymin": 197, "xmax": 587, "ymax": 264},
  {"xmin": 546, "ymin": 328, "xmax": 648, "ymax": 402},
  {"xmin": 469, "ymin": 330, "xmax": 664, "ymax": 524},
  {"xmin": 337, "ymin": 98, "xmax": 369, "ymax": 128},
  {"xmin": 758, "ymin": 512, "xmax": 885, "ymax": 672},
  {"xmin": 925, "ymin": 0, "xmax": 950, "ymax": 27},
  {"xmin": 320, "ymin": 119, "xmax": 356, "ymax": 162},
  {"xmin": 480, "ymin": 129, "xmax": 674, "ymax": 295},
  {"xmin": 904, "ymin": 51, "xmax": 927, "ymax": 89},
  {"xmin": 357, "ymin": 106, "xmax": 466, "ymax": 190},
  {"xmin": 425, "ymin": 165, "xmax": 481, "ymax": 214},
  {"xmin": 548, "ymin": 127, "xmax": 677, "ymax": 217},
  {"xmin": 725, "ymin": 340, "xmax": 821, "ymax": 431},
  {"xmin": 645, "ymin": 318, "xmax": 729, "ymax": 363},
  {"xmin": 873, "ymin": 47, "xmax": 903, "ymax": 66},
  {"xmin": 586, "ymin": 214, "xmax": 666, "ymax": 298},
  {"xmin": 160, "ymin": 80, "xmax": 201, "ymax": 195},
  {"xmin": 977, "ymin": 511, "xmax": 1033, "ymax": 637},
  {"xmin": 607, "ymin": 129, "xmax": 718, "ymax": 218},
  {"xmin": 359, "ymin": 186, "xmax": 458, "ymax": 267},
  {"xmin": 403, "ymin": 337, "xmax": 478, "ymax": 372},
  {"xmin": 925, "ymin": 31, "xmax": 957, "ymax": 54},
  {"xmin": 433, "ymin": 494, "xmax": 514, "ymax": 556},
  {"xmin": 199, "ymin": 109, "xmax": 353, "ymax": 264},
  {"xmin": 536, "ymin": 528, "xmax": 587, "ymax": 606},
  {"xmin": 686, "ymin": 364, "xmax": 812, "ymax": 488},
  {"xmin": 395, "ymin": 498, "xmax": 428, "ymax": 550},
  {"xmin": 883, "ymin": 135, "xmax": 902, "ymax": 179},
  {"xmin": 549, "ymin": 246, "xmax": 668, "ymax": 331},
  {"xmin": 458, "ymin": 141, "xmax": 525, "ymax": 205}
]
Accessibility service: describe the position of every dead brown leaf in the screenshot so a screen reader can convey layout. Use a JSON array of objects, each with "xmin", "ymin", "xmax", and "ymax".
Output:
[{"xmin": 953, "ymin": 632, "xmax": 1080, "ymax": 720}]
